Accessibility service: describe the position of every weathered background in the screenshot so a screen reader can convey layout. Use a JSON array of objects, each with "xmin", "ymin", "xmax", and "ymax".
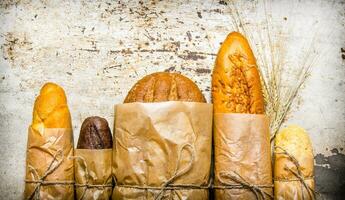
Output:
[{"xmin": 0, "ymin": 0, "xmax": 344, "ymax": 199}]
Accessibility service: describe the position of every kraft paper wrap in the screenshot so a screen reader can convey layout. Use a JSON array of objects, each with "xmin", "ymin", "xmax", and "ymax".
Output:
[
  {"xmin": 274, "ymin": 180, "xmax": 314, "ymax": 200},
  {"xmin": 24, "ymin": 127, "xmax": 74, "ymax": 200},
  {"xmin": 112, "ymin": 102, "xmax": 213, "ymax": 200},
  {"xmin": 74, "ymin": 149, "xmax": 113, "ymax": 200},
  {"xmin": 213, "ymin": 113, "xmax": 273, "ymax": 200},
  {"xmin": 274, "ymin": 146, "xmax": 315, "ymax": 200}
]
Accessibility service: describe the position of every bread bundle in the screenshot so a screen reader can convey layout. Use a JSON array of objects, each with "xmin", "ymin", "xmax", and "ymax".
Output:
[
  {"xmin": 24, "ymin": 83, "xmax": 74, "ymax": 200},
  {"xmin": 74, "ymin": 116, "xmax": 113, "ymax": 200},
  {"xmin": 112, "ymin": 72, "xmax": 213, "ymax": 200},
  {"xmin": 274, "ymin": 125, "xmax": 315, "ymax": 200},
  {"xmin": 212, "ymin": 32, "xmax": 273, "ymax": 199},
  {"xmin": 23, "ymin": 32, "xmax": 317, "ymax": 200}
]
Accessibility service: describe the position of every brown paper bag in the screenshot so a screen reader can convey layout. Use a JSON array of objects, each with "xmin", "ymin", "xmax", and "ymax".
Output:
[
  {"xmin": 24, "ymin": 127, "xmax": 74, "ymax": 200},
  {"xmin": 112, "ymin": 102, "xmax": 213, "ymax": 200},
  {"xmin": 74, "ymin": 149, "xmax": 113, "ymax": 200},
  {"xmin": 213, "ymin": 113, "xmax": 273, "ymax": 200}
]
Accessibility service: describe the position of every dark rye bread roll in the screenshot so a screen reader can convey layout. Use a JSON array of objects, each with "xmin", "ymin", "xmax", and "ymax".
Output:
[
  {"xmin": 77, "ymin": 116, "xmax": 112, "ymax": 149},
  {"xmin": 124, "ymin": 72, "xmax": 206, "ymax": 103}
]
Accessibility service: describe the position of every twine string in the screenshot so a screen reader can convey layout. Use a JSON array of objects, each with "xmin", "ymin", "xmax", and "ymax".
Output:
[
  {"xmin": 216, "ymin": 171, "xmax": 273, "ymax": 200},
  {"xmin": 113, "ymin": 143, "xmax": 209, "ymax": 198},
  {"xmin": 25, "ymin": 149, "xmax": 74, "ymax": 200},
  {"xmin": 116, "ymin": 183, "xmax": 210, "ymax": 190},
  {"xmin": 275, "ymin": 146, "xmax": 321, "ymax": 200},
  {"xmin": 154, "ymin": 143, "xmax": 195, "ymax": 200},
  {"xmin": 70, "ymin": 155, "xmax": 113, "ymax": 200}
]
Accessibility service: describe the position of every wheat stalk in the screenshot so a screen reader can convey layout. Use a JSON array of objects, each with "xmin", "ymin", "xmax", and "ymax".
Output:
[{"xmin": 227, "ymin": 0, "xmax": 320, "ymax": 143}]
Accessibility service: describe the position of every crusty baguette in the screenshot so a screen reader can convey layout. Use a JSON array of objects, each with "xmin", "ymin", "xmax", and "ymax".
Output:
[
  {"xmin": 274, "ymin": 125, "xmax": 315, "ymax": 200},
  {"xmin": 212, "ymin": 32, "xmax": 271, "ymax": 200},
  {"xmin": 77, "ymin": 116, "xmax": 112, "ymax": 149},
  {"xmin": 124, "ymin": 72, "xmax": 206, "ymax": 103},
  {"xmin": 25, "ymin": 82, "xmax": 74, "ymax": 199},
  {"xmin": 32, "ymin": 82, "xmax": 71, "ymax": 133},
  {"xmin": 212, "ymin": 32, "xmax": 264, "ymax": 114}
]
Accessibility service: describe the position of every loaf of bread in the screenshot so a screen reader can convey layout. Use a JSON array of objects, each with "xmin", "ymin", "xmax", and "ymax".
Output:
[
  {"xmin": 75, "ymin": 117, "xmax": 113, "ymax": 199},
  {"xmin": 114, "ymin": 72, "xmax": 210, "ymax": 199},
  {"xmin": 25, "ymin": 82, "xmax": 74, "ymax": 200},
  {"xmin": 77, "ymin": 116, "xmax": 112, "ymax": 149},
  {"xmin": 32, "ymin": 82, "xmax": 72, "ymax": 132},
  {"xmin": 274, "ymin": 125, "xmax": 315, "ymax": 199},
  {"xmin": 124, "ymin": 72, "xmax": 206, "ymax": 103},
  {"xmin": 212, "ymin": 32, "xmax": 272, "ymax": 200},
  {"xmin": 212, "ymin": 32, "xmax": 264, "ymax": 114}
]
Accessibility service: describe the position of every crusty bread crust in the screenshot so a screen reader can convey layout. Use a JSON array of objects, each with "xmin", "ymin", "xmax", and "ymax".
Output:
[
  {"xmin": 77, "ymin": 116, "xmax": 112, "ymax": 149},
  {"xmin": 32, "ymin": 82, "xmax": 71, "ymax": 132},
  {"xmin": 212, "ymin": 32, "xmax": 264, "ymax": 114},
  {"xmin": 124, "ymin": 72, "xmax": 206, "ymax": 103}
]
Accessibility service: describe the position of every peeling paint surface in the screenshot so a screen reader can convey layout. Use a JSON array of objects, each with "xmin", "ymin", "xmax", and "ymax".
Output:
[{"xmin": 0, "ymin": 0, "xmax": 344, "ymax": 199}]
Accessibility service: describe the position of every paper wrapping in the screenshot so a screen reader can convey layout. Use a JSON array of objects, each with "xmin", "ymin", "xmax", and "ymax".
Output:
[
  {"xmin": 74, "ymin": 149, "xmax": 113, "ymax": 200},
  {"xmin": 213, "ymin": 113, "xmax": 273, "ymax": 200},
  {"xmin": 112, "ymin": 101, "xmax": 213, "ymax": 200},
  {"xmin": 24, "ymin": 127, "xmax": 74, "ymax": 200},
  {"xmin": 274, "ymin": 129, "xmax": 315, "ymax": 200},
  {"xmin": 274, "ymin": 180, "xmax": 314, "ymax": 200}
]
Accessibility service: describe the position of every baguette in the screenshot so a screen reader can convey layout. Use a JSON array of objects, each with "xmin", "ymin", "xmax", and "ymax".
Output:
[
  {"xmin": 25, "ymin": 82, "xmax": 74, "ymax": 200},
  {"xmin": 212, "ymin": 32, "xmax": 264, "ymax": 114},
  {"xmin": 32, "ymin": 82, "xmax": 72, "ymax": 132},
  {"xmin": 212, "ymin": 32, "xmax": 272, "ymax": 200}
]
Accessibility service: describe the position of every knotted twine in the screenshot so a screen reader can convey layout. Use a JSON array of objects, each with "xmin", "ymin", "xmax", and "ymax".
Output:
[
  {"xmin": 71, "ymin": 155, "xmax": 113, "ymax": 200},
  {"xmin": 274, "ymin": 146, "xmax": 322, "ymax": 200},
  {"xmin": 115, "ymin": 143, "xmax": 210, "ymax": 200},
  {"xmin": 25, "ymin": 149, "xmax": 74, "ymax": 200},
  {"xmin": 213, "ymin": 170, "xmax": 273, "ymax": 200}
]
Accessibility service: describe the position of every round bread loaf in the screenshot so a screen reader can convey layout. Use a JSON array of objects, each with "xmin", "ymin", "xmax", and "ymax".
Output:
[
  {"xmin": 77, "ymin": 116, "xmax": 113, "ymax": 149},
  {"xmin": 32, "ymin": 82, "xmax": 72, "ymax": 133},
  {"xmin": 124, "ymin": 72, "xmax": 206, "ymax": 103}
]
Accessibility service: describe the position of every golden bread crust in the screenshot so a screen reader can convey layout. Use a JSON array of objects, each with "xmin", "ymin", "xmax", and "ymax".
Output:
[
  {"xmin": 32, "ymin": 82, "xmax": 71, "ymax": 132},
  {"xmin": 124, "ymin": 72, "xmax": 206, "ymax": 103},
  {"xmin": 212, "ymin": 32, "xmax": 264, "ymax": 114}
]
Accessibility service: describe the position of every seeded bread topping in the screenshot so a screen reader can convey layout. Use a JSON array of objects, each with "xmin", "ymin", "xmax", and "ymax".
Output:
[{"xmin": 212, "ymin": 32, "xmax": 264, "ymax": 114}]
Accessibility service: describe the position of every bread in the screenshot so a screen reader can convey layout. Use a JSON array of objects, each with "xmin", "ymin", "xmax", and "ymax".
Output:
[
  {"xmin": 32, "ymin": 82, "xmax": 72, "ymax": 133},
  {"xmin": 212, "ymin": 32, "xmax": 264, "ymax": 114},
  {"xmin": 26, "ymin": 82, "xmax": 74, "ymax": 199},
  {"xmin": 124, "ymin": 72, "xmax": 206, "ymax": 103},
  {"xmin": 77, "ymin": 116, "xmax": 112, "ymax": 149},
  {"xmin": 274, "ymin": 125, "xmax": 315, "ymax": 199},
  {"xmin": 212, "ymin": 32, "xmax": 271, "ymax": 200}
]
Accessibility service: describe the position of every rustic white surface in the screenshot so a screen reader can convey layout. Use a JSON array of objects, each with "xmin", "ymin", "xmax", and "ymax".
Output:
[{"xmin": 0, "ymin": 0, "xmax": 344, "ymax": 199}]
